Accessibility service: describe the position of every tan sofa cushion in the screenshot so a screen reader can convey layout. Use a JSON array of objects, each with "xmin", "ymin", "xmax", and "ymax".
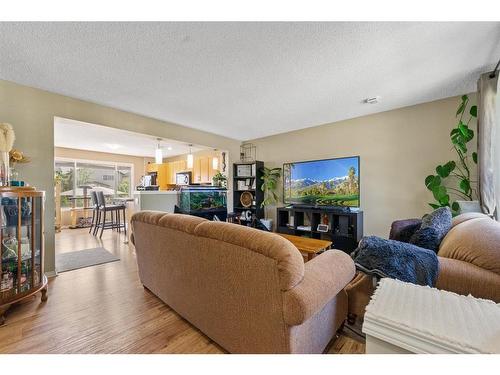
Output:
[
  {"xmin": 436, "ymin": 256, "xmax": 500, "ymax": 302},
  {"xmin": 439, "ymin": 213, "xmax": 500, "ymax": 276},
  {"xmin": 194, "ymin": 221, "xmax": 305, "ymax": 291}
]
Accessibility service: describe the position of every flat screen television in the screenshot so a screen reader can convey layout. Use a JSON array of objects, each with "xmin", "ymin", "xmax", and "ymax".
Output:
[{"xmin": 283, "ymin": 156, "xmax": 360, "ymax": 207}]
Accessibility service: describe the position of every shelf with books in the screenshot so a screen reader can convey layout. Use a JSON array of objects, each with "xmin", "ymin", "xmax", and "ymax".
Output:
[{"xmin": 232, "ymin": 161, "xmax": 264, "ymax": 223}]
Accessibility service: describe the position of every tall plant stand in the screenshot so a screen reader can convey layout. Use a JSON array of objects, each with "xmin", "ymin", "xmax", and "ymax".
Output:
[{"xmin": 0, "ymin": 186, "xmax": 47, "ymax": 325}]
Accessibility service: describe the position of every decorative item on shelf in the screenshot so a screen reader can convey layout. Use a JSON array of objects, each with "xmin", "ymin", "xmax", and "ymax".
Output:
[
  {"xmin": 236, "ymin": 164, "xmax": 252, "ymax": 177},
  {"xmin": 9, "ymin": 148, "xmax": 29, "ymax": 187},
  {"xmin": 317, "ymin": 224, "xmax": 330, "ymax": 233},
  {"xmin": 0, "ymin": 123, "xmax": 15, "ymax": 187},
  {"xmin": 212, "ymin": 172, "xmax": 227, "ymax": 188},
  {"xmin": 424, "ymin": 95, "xmax": 478, "ymax": 215},
  {"xmin": 240, "ymin": 191, "xmax": 253, "ymax": 208},
  {"xmin": 239, "ymin": 143, "xmax": 256, "ymax": 162},
  {"xmin": 0, "ymin": 273, "xmax": 13, "ymax": 292},
  {"xmin": 241, "ymin": 210, "xmax": 253, "ymax": 221}
]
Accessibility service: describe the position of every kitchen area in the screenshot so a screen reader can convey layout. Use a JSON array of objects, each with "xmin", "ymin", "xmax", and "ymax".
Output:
[
  {"xmin": 54, "ymin": 118, "xmax": 230, "ymax": 234},
  {"xmin": 135, "ymin": 147, "xmax": 229, "ymax": 220}
]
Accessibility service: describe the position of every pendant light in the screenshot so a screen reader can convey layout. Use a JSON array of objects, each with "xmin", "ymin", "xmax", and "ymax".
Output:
[
  {"xmin": 212, "ymin": 149, "xmax": 219, "ymax": 170},
  {"xmin": 155, "ymin": 138, "xmax": 163, "ymax": 164},
  {"xmin": 187, "ymin": 144, "xmax": 194, "ymax": 169}
]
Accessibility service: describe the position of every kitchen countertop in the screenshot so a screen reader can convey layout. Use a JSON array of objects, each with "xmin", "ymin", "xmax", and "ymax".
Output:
[{"xmin": 133, "ymin": 190, "xmax": 179, "ymax": 195}]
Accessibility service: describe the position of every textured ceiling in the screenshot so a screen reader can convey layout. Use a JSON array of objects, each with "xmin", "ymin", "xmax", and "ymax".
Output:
[{"xmin": 1, "ymin": 22, "xmax": 500, "ymax": 140}]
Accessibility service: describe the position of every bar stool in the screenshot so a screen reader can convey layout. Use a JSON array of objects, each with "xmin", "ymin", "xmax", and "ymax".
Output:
[
  {"xmin": 89, "ymin": 190, "xmax": 100, "ymax": 235},
  {"xmin": 95, "ymin": 191, "xmax": 127, "ymax": 238}
]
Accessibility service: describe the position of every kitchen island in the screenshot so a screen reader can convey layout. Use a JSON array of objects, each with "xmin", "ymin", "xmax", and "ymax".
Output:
[{"xmin": 133, "ymin": 190, "xmax": 179, "ymax": 213}]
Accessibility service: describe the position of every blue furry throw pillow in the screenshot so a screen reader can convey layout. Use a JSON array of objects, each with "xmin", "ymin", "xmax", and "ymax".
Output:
[{"xmin": 409, "ymin": 207, "xmax": 452, "ymax": 252}]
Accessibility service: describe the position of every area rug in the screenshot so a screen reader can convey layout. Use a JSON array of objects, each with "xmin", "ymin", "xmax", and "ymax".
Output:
[{"xmin": 56, "ymin": 247, "xmax": 120, "ymax": 273}]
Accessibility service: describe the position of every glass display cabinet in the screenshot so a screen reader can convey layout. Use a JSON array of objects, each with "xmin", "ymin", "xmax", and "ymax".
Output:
[
  {"xmin": 0, "ymin": 186, "xmax": 47, "ymax": 325},
  {"xmin": 178, "ymin": 186, "xmax": 227, "ymax": 221}
]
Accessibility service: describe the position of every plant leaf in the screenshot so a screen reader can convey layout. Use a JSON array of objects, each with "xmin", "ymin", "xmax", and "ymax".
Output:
[
  {"xmin": 432, "ymin": 185, "xmax": 447, "ymax": 201},
  {"xmin": 438, "ymin": 194, "xmax": 450, "ymax": 206},
  {"xmin": 470, "ymin": 105, "xmax": 477, "ymax": 118},
  {"xmin": 459, "ymin": 179, "xmax": 470, "ymax": 194},
  {"xmin": 472, "ymin": 151, "xmax": 478, "ymax": 164},
  {"xmin": 429, "ymin": 203, "xmax": 441, "ymax": 209},
  {"xmin": 425, "ymin": 175, "xmax": 441, "ymax": 190},
  {"xmin": 451, "ymin": 201, "xmax": 460, "ymax": 212},
  {"xmin": 456, "ymin": 102, "xmax": 466, "ymax": 116}
]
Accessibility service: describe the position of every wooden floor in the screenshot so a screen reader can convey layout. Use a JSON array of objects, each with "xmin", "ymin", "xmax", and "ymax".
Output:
[{"xmin": 0, "ymin": 228, "xmax": 365, "ymax": 354}]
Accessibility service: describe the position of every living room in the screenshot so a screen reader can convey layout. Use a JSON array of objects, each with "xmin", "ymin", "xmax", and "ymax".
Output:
[{"xmin": 1, "ymin": 2, "xmax": 500, "ymax": 373}]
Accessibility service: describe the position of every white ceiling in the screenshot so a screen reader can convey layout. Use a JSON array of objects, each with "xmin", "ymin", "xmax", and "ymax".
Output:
[
  {"xmin": 54, "ymin": 117, "xmax": 206, "ymax": 158},
  {"xmin": 2, "ymin": 22, "xmax": 500, "ymax": 140}
]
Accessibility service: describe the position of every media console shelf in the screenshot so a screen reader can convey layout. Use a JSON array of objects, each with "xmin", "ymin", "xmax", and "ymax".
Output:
[{"xmin": 276, "ymin": 206, "xmax": 363, "ymax": 253}]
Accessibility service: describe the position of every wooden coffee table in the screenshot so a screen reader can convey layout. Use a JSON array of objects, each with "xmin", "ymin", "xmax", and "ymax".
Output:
[{"xmin": 277, "ymin": 233, "xmax": 332, "ymax": 261}]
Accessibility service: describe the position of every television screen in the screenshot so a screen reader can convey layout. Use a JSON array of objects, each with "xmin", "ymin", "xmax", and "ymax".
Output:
[{"xmin": 283, "ymin": 156, "xmax": 360, "ymax": 207}]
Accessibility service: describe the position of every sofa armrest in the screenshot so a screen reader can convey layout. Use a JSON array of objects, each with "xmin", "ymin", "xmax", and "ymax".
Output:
[
  {"xmin": 436, "ymin": 256, "xmax": 500, "ymax": 303},
  {"xmin": 283, "ymin": 250, "xmax": 355, "ymax": 326}
]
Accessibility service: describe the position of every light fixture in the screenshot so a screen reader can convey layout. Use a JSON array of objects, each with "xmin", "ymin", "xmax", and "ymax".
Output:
[
  {"xmin": 105, "ymin": 143, "xmax": 120, "ymax": 151},
  {"xmin": 186, "ymin": 144, "xmax": 193, "ymax": 169},
  {"xmin": 155, "ymin": 138, "xmax": 163, "ymax": 164},
  {"xmin": 212, "ymin": 149, "xmax": 219, "ymax": 170}
]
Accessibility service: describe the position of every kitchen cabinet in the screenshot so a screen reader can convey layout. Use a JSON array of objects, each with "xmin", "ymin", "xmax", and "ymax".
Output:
[
  {"xmin": 193, "ymin": 158, "xmax": 201, "ymax": 183},
  {"xmin": 146, "ymin": 163, "xmax": 158, "ymax": 173},
  {"xmin": 157, "ymin": 164, "xmax": 171, "ymax": 190},
  {"xmin": 200, "ymin": 156, "xmax": 210, "ymax": 183}
]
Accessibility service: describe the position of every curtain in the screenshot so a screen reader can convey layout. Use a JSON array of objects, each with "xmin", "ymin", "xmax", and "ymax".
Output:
[{"xmin": 477, "ymin": 72, "xmax": 500, "ymax": 219}]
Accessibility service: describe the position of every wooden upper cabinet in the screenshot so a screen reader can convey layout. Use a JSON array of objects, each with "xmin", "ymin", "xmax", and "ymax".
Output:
[
  {"xmin": 177, "ymin": 160, "xmax": 187, "ymax": 172},
  {"xmin": 193, "ymin": 158, "xmax": 202, "ymax": 183},
  {"xmin": 146, "ymin": 163, "xmax": 158, "ymax": 173},
  {"xmin": 157, "ymin": 164, "xmax": 170, "ymax": 190},
  {"xmin": 168, "ymin": 162, "xmax": 175, "ymax": 184},
  {"xmin": 199, "ymin": 156, "xmax": 210, "ymax": 183}
]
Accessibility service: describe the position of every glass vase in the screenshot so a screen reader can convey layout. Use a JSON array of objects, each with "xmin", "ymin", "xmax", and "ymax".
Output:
[{"xmin": 0, "ymin": 151, "xmax": 10, "ymax": 186}]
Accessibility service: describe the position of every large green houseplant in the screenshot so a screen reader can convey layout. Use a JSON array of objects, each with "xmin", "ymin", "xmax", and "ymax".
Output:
[
  {"xmin": 425, "ymin": 94, "xmax": 478, "ymax": 214},
  {"xmin": 260, "ymin": 167, "xmax": 282, "ymax": 208}
]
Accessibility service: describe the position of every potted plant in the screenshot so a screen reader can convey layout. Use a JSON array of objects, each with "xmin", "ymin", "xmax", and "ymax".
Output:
[
  {"xmin": 425, "ymin": 95, "xmax": 478, "ymax": 215},
  {"xmin": 212, "ymin": 172, "xmax": 227, "ymax": 188},
  {"xmin": 260, "ymin": 167, "xmax": 282, "ymax": 230}
]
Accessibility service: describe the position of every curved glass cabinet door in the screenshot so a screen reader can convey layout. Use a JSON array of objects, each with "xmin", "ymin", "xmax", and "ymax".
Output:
[{"xmin": 0, "ymin": 187, "xmax": 46, "ymax": 324}]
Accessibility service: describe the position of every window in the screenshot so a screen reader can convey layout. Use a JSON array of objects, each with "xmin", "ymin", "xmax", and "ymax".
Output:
[
  {"xmin": 55, "ymin": 161, "xmax": 75, "ymax": 209},
  {"xmin": 55, "ymin": 159, "xmax": 133, "ymax": 208}
]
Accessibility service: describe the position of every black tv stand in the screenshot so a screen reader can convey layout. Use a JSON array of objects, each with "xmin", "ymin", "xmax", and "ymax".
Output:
[{"xmin": 276, "ymin": 206, "xmax": 363, "ymax": 253}]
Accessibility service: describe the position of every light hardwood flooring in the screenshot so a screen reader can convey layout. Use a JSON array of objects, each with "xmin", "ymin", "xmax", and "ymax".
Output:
[{"xmin": 0, "ymin": 228, "xmax": 365, "ymax": 354}]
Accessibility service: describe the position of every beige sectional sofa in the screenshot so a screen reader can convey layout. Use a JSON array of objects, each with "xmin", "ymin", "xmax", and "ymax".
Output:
[
  {"xmin": 131, "ymin": 211, "xmax": 355, "ymax": 354},
  {"xmin": 347, "ymin": 212, "xmax": 500, "ymax": 323}
]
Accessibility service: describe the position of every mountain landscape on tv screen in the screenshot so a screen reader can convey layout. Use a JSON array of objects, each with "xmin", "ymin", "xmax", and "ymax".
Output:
[{"xmin": 286, "ymin": 165, "xmax": 359, "ymax": 207}]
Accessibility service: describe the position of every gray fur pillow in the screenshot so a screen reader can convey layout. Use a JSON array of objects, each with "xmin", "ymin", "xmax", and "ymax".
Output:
[{"xmin": 409, "ymin": 207, "xmax": 452, "ymax": 252}]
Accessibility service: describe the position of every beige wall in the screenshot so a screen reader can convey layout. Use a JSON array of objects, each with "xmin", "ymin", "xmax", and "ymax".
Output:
[
  {"xmin": 0, "ymin": 79, "xmax": 240, "ymax": 274},
  {"xmin": 55, "ymin": 146, "xmax": 154, "ymax": 187},
  {"xmin": 249, "ymin": 95, "xmax": 477, "ymax": 237}
]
